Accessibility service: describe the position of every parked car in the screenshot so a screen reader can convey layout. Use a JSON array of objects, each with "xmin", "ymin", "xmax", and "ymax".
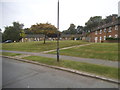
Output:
[{"xmin": 4, "ymin": 40, "xmax": 12, "ymax": 43}]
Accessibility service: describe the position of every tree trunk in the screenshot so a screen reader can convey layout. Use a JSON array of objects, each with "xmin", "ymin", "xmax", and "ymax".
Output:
[{"xmin": 43, "ymin": 34, "xmax": 46, "ymax": 44}]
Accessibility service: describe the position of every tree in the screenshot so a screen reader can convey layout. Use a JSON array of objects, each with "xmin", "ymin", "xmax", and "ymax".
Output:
[
  {"xmin": 62, "ymin": 23, "xmax": 77, "ymax": 34},
  {"xmin": 76, "ymin": 26, "xmax": 84, "ymax": 34},
  {"xmin": 24, "ymin": 28, "xmax": 33, "ymax": 34},
  {"xmin": 2, "ymin": 22, "xmax": 24, "ymax": 42},
  {"xmin": 104, "ymin": 14, "xmax": 118, "ymax": 24},
  {"xmin": 30, "ymin": 23, "xmax": 57, "ymax": 44},
  {"xmin": 67, "ymin": 24, "xmax": 76, "ymax": 34},
  {"xmin": 85, "ymin": 16, "xmax": 102, "ymax": 31}
]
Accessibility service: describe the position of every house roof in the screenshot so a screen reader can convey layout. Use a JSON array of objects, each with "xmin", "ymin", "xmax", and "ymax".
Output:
[
  {"xmin": 61, "ymin": 34, "xmax": 83, "ymax": 38},
  {"xmin": 92, "ymin": 20, "xmax": 120, "ymax": 32},
  {"xmin": 24, "ymin": 34, "xmax": 83, "ymax": 38},
  {"xmin": 25, "ymin": 34, "xmax": 44, "ymax": 38}
]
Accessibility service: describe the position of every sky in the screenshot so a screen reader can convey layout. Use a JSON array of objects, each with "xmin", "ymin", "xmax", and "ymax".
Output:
[{"xmin": 0, "ymin": 0, "xmax": 119, "ymax": 32}]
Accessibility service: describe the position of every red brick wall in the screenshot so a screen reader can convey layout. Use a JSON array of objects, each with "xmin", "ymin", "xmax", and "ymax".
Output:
[{"xmin": 88, "ymin": 25, "xmax": 119, "ymax": 43}]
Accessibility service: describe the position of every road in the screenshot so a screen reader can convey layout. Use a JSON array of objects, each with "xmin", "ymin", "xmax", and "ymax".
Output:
[{"xmin": 2, "ymin": 57, "xmax": 118, "ymax": 88}]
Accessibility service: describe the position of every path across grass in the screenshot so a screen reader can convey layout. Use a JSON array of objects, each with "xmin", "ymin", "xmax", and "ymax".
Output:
[
  {"xmin": 2, "ymin": 40, "xmax": 88, "ymax": 52},
  {"xmin": 49, "ymin": 43, "xmax": 118, "ymax": 61}
]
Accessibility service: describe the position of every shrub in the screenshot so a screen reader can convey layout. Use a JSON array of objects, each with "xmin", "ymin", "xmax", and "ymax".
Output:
[{"xmin": 106, "ymin": 37, "xmax": 119, "ymax": 40}]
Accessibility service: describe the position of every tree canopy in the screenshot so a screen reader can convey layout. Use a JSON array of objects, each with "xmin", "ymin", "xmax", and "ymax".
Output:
[
  {"xmin": 62, "ymin": 24, "xmax": 77, "ymax": 34},
  {"xmin": 85, "ymin": 16, "xmax": 102, "ymax": 31},
  {"xmin": 30, "ymin": 23, "xmax": 57, "ymax": 44},
  {"xmin": 2, "ymin": 22, "xmax": 25, "ymax": 42}
]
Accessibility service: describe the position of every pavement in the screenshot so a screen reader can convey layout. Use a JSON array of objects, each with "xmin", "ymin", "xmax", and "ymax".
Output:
[
  {"xmin": 2, "ymin": 57, "xmax": 118, "ymax": 88},
  {"xmin": 1, "ymin": 50, "xmax": 119, "ymax": 68}
]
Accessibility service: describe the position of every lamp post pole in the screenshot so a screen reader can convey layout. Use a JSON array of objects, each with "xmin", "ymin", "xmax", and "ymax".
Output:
[{"xmin": 57, "ymin": 0, "xmax": 59, "ymax": 62}]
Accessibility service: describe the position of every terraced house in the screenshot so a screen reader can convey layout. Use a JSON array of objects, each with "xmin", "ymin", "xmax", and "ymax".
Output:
[{"xmin": 87, "ymin": 15, "xmax": 120, "ymax": 43}]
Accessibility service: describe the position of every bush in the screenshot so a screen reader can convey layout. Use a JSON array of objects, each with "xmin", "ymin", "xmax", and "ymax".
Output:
[{"xmin": 106, "ymin": 37, "xmax": 119, "ymax": 40}]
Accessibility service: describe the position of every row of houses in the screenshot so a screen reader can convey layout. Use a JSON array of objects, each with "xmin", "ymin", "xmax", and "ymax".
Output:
[
  {"xmin": 21, "ymin": 16, "xmax": 119, "ymax": 43},
  {"xmin": 87, "ymin": 19, "xmax": 119, "ymax": 43},
  {"xmin": 21, "ymin": 34, "xmax": 83, "ymax": 42}
]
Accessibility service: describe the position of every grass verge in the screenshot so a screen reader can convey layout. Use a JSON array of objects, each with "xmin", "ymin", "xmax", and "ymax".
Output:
[
  {"xmin": 2, "ymin": 52, "xmax": 22, "ymax": 56},
  {"xmin": 49, "ymin": 43, "xmax": 118, "ymax": 61},
  {"xmin": 2, "ymin": 40, "xmax": 88, "ymax": 52},
  {"xmin": 23, "ymin": 56, "xmax": 119, "ymax": 79}
]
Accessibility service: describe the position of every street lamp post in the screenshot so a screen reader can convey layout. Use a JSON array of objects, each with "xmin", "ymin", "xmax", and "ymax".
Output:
[{"xmin": 57, "ymin": 0, "xmax": 59, "ymax": 62}]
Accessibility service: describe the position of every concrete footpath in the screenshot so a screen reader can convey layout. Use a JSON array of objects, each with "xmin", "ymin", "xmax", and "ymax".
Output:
[{"xmin": 1, "ymin": 50, "xmax": 119, "ymax": 68}]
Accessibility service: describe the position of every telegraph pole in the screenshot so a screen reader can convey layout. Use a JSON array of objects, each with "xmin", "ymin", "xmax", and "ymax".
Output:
[{"xmin": 57, "ymin": 0, "xmax": 59, "ymax": 62}]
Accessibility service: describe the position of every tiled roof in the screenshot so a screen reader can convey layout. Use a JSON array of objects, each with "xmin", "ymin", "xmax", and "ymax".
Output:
[
  {"xmin": 61, "ymin": 34, "xmax": 83, "ymax": 38},
  {"xmin": 92, "ymin": 20, "xmax": 119, "ymax": 32},
  {"xmin": 25, "ymin": 34, "xmax": 44, "ymax": 38}
]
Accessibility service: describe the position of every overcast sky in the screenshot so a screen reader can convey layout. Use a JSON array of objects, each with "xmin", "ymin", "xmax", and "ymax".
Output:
[{"xmin": 0, "ymin": 0, "xmax": 119, "ymax": 32}]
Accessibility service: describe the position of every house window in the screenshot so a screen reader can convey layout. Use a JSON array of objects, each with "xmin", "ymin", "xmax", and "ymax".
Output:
[
  {"xmin": 99, "ymin": 30, "xmax": 102, "ymax": 34},
  {"xmin": 104, "ymin": 36, "xmax": 106, "ymax": 40},
  {"xmin": 95, "ymin": 37, "xmax": 98, "ymax": 40},
  {"xmin": 104, "ymin": 28, "xmax": 106, "ymax": 32},
  {"xmin": 115, "ymin": 25, "xmax": 118, "ymax": 30},
  {"xmin": 109, "ymin": 35, "xmax": 112, "ymax": 37},
  {"xmin": 100, "ymin": 36, "xmax": 102, "ymax": 41},
  {"xmin": 115, "ymin": 34, "xmax": 118, "ymax": 38},
  {"xmin": 95, "ymin": 37, "xmax": 98, "ymax": 43},
  {"xmin": 95, "ymin": 31, "xmax": 97, "ymax": 35},
  {"xmin": 108, "ymin": 27, "xmax": 112, "ymax": 32}
]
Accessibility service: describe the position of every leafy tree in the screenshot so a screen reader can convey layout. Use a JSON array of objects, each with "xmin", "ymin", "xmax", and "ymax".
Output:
[
  {"xmin": 24, "ymin": 28, "xmax": 33, "ymax": 34},
  {"xmin": 84, "ymin": 15, "xmax": 118, "ymax": 33},
  {"xmin": 85, "ymin": 16, "xmax": 102, "ymax": 32},
  {"xmin": 20, "ymin": 30, "xmax": 26, "ymax": 37},
  {"xmin": 67, "ymin": 24, "xmax": 76, "ymax": 34},
  {"xmin": 76, "ymin": 26, "xmax": 84, "ymax": 34},
  {"xmin": 2, "ymin": 22, "xmax": 24, "ymax": 42},
  {"xmin": 30, "ymin": 23, "xmax": 57, "ymax": 44},
  {"xmin": 104, "ymin": 14, "xmax": 118, "ymax": 23},
  {"xmin": 62, "ymin": 24, "xmax": 77, "ymax": 34}
]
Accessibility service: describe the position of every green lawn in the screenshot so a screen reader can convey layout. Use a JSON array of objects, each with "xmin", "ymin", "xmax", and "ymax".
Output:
[
  {"xmin": 2, "ymin": 40, "xmax": 88, "ymax": 52},
  {"xmin": 23, "ymin": 56, "xmax": 119, "ymax": 79},
  {"xmin": 49, "ymin": 43, "xmax": 118, "ymax": 61},
  {"xmin": 2, "ymin": 52, "xmax": 22, "ymax": 56}
]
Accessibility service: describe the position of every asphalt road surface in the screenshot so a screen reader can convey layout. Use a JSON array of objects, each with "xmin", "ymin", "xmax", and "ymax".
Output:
[{"xmin": 2, "ymin": 57, "xmax": 118, "ymax": 88}]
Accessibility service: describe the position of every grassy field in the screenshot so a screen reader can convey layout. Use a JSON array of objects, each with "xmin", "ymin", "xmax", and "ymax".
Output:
[
  {"xmin": 49, "ymin": 43, "xmax": 118, "ymax": 61},
  {"xmin": 1, "ymin": 52, "xmax": 22, "ymax": 56},
  {"xmin": 23, "ymin": 56, "xmax": 119, "ymax": 79},
  {"xmin": 2, "ymin": 40, "xmax": 88, "ymax": 52}
]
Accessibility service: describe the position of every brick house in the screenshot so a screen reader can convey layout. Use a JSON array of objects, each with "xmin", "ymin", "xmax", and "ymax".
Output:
[
  {"xmin": 21, "ymin": 34, "xmax": 84, "ymax": 42},
  {"xmin": 21, "ymin": 34, "xmax": 45, "ymax": 42},
  {"xmin": 86, "ymin": 16, "xmax": 120, "ymax": 43}
]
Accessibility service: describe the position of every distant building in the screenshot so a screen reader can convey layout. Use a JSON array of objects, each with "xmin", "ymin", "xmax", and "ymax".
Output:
[
  {"xmin": 21, "ymin": 34, "xmax": 45, "ymax": 42},
  {"xmin": 86, "ymin": 15, "xmax": 120, "ymax": 43},
  {"xmin": 21, "ymin": 34, "xmax": 84, "ymax": 42}
]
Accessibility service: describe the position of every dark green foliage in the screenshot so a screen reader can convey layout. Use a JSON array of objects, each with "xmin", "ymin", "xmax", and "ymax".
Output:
[
  {"xmin": 106, "ymin": 37, "xmax": 119, "ymax": 40},
  {"xmin": 24, "ymin": 28, "xmax": 33, "ymax": 34},
  {"xmin": 2, "ymin": 22, "xmax": 24, "ymax": 42},
  {"xmin": 62, "ymin": 24, "xmax": 77, "ymax": 34},
  {"xmin": 85, "ymin": 16, "xmax": 102, "ymax": 31}
]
